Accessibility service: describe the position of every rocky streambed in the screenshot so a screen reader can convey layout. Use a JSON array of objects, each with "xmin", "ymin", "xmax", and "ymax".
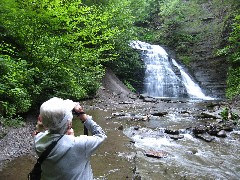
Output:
[
  {"xmin": 0, "ymin": 89, "xmax": 240, "ymax": 179},
  {"xmin": 108, "ymin": 94, "xmax": 240, "ymax": 179}
]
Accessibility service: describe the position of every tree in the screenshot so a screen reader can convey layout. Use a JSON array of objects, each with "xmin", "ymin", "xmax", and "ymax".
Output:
[
  {"xmin": 0, "ymin": 0, "xmax": 156, "ymax": 118},
  {"xmin": 0, "ymin": 0, "xmax": 119, "ymax": 117}
]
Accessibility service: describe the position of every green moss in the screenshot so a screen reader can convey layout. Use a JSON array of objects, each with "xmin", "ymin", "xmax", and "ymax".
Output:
[{"xmin": 178, "ymin": 55, "xmax": 192, "ymax": 66}]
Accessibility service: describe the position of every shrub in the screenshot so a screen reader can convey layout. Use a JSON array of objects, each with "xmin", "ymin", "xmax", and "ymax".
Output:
[{"xmin": 0, "ymin": 54, "xmax": 35, "ymax": 116}]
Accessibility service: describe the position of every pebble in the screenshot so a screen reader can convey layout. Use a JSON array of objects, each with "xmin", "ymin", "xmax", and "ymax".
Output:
[{"xmin": 0, "ymin": 122, "xmax": 36, "ymax": 171}]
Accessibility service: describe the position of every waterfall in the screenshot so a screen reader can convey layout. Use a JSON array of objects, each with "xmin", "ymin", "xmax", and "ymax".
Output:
[
  {"xmin": 171, "ymin": 59, "xmax": 213, "ymax": 99},
  {"xmin": 130, "ymin": 40, "xmax": 213, "ymax": 100}
]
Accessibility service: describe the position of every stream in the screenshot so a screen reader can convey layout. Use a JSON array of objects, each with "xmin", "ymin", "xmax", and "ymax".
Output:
[
  {"xmin": 123, "ymin": 102, "xmax": 240, "ymax": 179},
  {"xmin": 1, "ymin": 98, "xmax": 239, "ymax": 180}
]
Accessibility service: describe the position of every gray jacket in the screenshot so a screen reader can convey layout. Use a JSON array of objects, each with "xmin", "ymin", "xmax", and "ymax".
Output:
[{"xmin": 34, "ymin": 117, "xmax": 107, "ymax": 180}]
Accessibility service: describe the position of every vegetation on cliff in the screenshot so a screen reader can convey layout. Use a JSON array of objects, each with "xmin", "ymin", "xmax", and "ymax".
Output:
[{"xmin": 217, "ymin": 14, "xmax": 240, "ymax": 98}]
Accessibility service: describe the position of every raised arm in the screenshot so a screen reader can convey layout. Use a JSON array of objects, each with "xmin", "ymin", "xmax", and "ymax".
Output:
[{"xmin": 73, "ymin": 103, "xmax": 107, "ymax": 155}]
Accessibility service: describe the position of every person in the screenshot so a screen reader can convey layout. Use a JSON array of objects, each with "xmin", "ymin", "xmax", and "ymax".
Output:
[{"xmin": 33, "ymin": 97, "xmax": 107, "ymax": 180}]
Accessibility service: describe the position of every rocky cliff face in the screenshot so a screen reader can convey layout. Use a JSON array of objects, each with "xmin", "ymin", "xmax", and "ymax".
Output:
[
  {"xmin": 190, "ymin": 43, "xmax": 228, "ymax": 98},
  {"xmin": 149, "ymin": 1, "xmax": 238, "ymax": 99},
  {"xmin": 186, "ymin": 2, "xmax": 231, "ymax": 98}
]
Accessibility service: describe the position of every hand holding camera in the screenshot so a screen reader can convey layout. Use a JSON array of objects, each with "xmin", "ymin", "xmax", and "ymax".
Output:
[{"xmin": 73, "ymin": 103, "xmax": 88, "ymax": 122}]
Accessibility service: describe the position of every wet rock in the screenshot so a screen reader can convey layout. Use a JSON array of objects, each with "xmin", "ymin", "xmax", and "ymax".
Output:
[
  {"xmin": 180, "ymin": 110, "xmax": 190, "ymax": 114},
  {"xmin": 169, "ymin": 134, "xmax": 184, "ymax": 140},
  {"xmin": 230, "ymin": 132, "xmax": 240, "ymax": 140},
  {"xmin": 151, "ymin": 112, "xmax": 168, "ymax": 117},
  {"xmin": 192, "ymin": 125, "xmax": 207, "ymax": 134},
  {"xmin": 112, "ymin": 112, "xmax": 126, "ymax": 117},
  {"xmin": 131, "ymin": 115, "xmax": 150, "ymax": 121},
  {"xmin": 216, "ymin": 119, "xmax": 224, "ymax": 123},
  {"xmin": 128, "ymin": 94, "xmax": 138, "ymax": 100},
  {"xmin": 206, "ymin": 102, "xmax": 221, "ymax": 109},
  {"xmin": 179, "ymin": 128, "xmax": 191, "ymax": 134},
  {"xmin": 196, "ymin": 112, "xmax": 220, "ymax": 119},
  {"xmin": 165, "ymin": 129, "xmax": 180, "ymax": 135},
  {"xmin": 118, "ymin": 125, "xmax": 124, "ymax": 131},
  {"xmin": 143, "ymin": 97, "xmax": 157, "ymax": 103},
  {"xmin": 133, "ymin": 173, "xmax": 142, "ymax": 180},
  {"xmin": 139, "ymin": 94, "xmax": 148, "ymax": 99},
  {"xmin": 119, "ymin": 101, "xmax": 134, "ymax": 104},
  {"xmin": 207, "ymin": 129, "xmax": 221, "ymax": 136},
  {"xmin": 195, "ymin": 133, "xmax": 215, "ymax": 142},
  {"xmin": 216, "ymin": 130, "xmax": 227, "ymax": 138},
  {"xmin": 221, "ymin": 121, "xmax": 234, "ymax": 131},
  {"xmin": 145, "ymin": 150, "xmax": 168, "ymax": 158},
  {"xmin": 159, "ymin": 98, "xmax": 172, "ymax": 103},
  {"xmin": 202, "ymin": 16, "xmax": 214, "ymax": 21},
  {"xmin": 206, "ymin": 124, "xmax": 222, "ymax": 136},
  {"xmin": 186, "ymin": 149, "xmax": 198, "ymax": 155},
  {"xmin": 134, "ymin": 126, "xmax": 140, "ymax": 130}
]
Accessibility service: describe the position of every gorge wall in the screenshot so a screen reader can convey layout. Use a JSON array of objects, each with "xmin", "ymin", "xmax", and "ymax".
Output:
[
  {"xmin": 185, "ymin": 2, "xmax": 230, "ymax": 98},
  {"xmin": 149, "ymin": 0, "xmax": 239, "ymax": 99}
]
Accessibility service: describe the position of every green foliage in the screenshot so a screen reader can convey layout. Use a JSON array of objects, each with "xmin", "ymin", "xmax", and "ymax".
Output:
[
  {"xmin": 0, "ymin": 54, "xmax": 35, "ymax": 116},
  {"xmin": 217, "ymin": 13, "xmax": 240, "ymax": 99},
  {"xmin": 226, "ymin": 67, "xmax": 240, "ymax": 98},
  {"xmin": 0, "ymin": 115, "xmax": 25, "ymax": 128},
  {"xmin": 124, "ymin": 80, "xmax": 136, "ymax": 93},
  {"xmin": 0, "ymin": 0, "xmax": 119, "ymax": 117},
  {"xmin": 219, "ymin": 107, "xmax": 239, "ymax": 121},
  {"xmin": 101, "ymin": 0, "xmax": 150, "ymax": 92},
  {"xmin": 179, "ymin": 55, "xmax": 191, "ymax": 65},
  {"xmin": 219, "ymin": 107, "xmax": 229, "ymax": 120},
  {"xmin": 159, "ymin": 0, "xmax": 187, "ymax": 21},
  {"xmin": 226, "ymin": 14, "xmax": 240, "ymax": 64},
  {"xmin": 217, "ymin": 15, "xmax": 240, "ymax": 63},
  {"xmin": 108, "ymin": 45, "xmax": 145, "ymax": 92},
  {"xmin": 150, "ymin": 0, "xmax": 201, "ymax": 61},
  {"xmin": 0, "ymin": 0, "xmax": 153, "ymax": 118}
]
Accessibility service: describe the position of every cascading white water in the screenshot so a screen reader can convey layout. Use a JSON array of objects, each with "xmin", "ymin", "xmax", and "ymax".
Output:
[
  {"xmin": 172, "ymin": 59, "xmax": 213, "ymax": 100},
  {"xmin": 130, "ymin": 41, "xmax": 185, "ymax": 97},
  {"xmin": 130, "ymin": 40, "xmax": 213, "ymax": 100}
]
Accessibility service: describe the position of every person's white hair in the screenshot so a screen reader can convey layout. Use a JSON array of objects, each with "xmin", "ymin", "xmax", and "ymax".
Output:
[{"xmin": 40, "ymin": 97, "xmax": 76, "ymax": 133}]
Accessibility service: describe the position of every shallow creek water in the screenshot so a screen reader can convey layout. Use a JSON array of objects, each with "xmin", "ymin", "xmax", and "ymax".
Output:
[{"xmin": 0, "ymin": 99, "xmax": 240, "ymax": 180}]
